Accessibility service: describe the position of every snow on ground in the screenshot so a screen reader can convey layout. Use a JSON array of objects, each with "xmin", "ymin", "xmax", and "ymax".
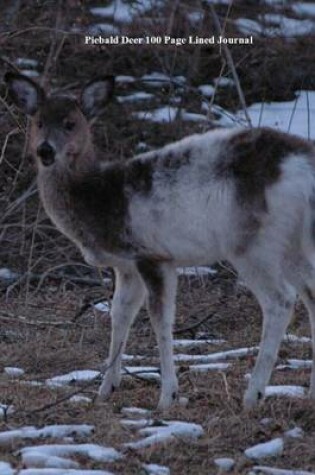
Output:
[
  {"xmin": 235, "ymin": 14, "xmax": 315, "ymax": 37},
  {"xmin": 187, "ymin": 11, "xmax": 204, "ymax": 25},
  {"xmin": 293, "ymin": 2, "xmax": 315, "ymax": 17},
  {"xmin": 133, "ymin": 106, "xmax": 210, "ymax": 124},
  {"xmin": 141, "ymin": 72, "xmax": 186, "ymax": 87},
  {"xmin": 94, "ymin": 301, "xmax": 110, "ymax": 312},
  {"xmin": 0, "ymin": 425, "xmax": 94, "ymax": 446},
  {"xmin": 265, "ymin": 385, "xmax": 306, "ymax": 398},
  {"xmin": 124, "ymin": 420, "xmax": 204, "ymax": 449},
  {"xmin": 213, "ymin": 77, "xmax": 235, "ymax": 88},
  {"xmin": 234, "ymin": 18, "xmax": 264, "ymax": 35},
  {"xmin": 15, "ymin": 58, "xmax": 39, "ymax": 69},
  {"xmin": 121, "ymin": 407, "xmax": 151, "ymax": 417},
  {"xmin": 260, "ymin": 13, "xmax": 315, "ymax": 37},
  {"xmin": 283, "ymin": 334, "xmax": 312, "ymax": 344},
  {"xmin": 0, "ymin": 403, "xmax": 14, "ymax": 418},
  {"xmin": 69, "ymin": 395, "xmax": 92, "ymax": 404},
  {"xmin": 0, "ymin": 267, "xmax": 18, "ymax": 281},
  {"xmin": 249, "ymin": 467, "xmax": 315, "ymax": 475},
  {"xmin": 4, "ymin": 366, "xmax": 25, "ymax": 377},
  {"xmin": 214, "ymin": 457, "xmax": 235, "ymax": 471},
  {"xmin": 117, "ymin": 92, "xmax": 155, "ymax": 103},
  {"xmin": 244, "ymin": 437, "xmax": 284, "ymax": 460},
  {"xmin": 18, "ymin": 470, "xmax": 114, "ymax": 475},
  {"xmin": 237, "ymin": 91, "xmax": 315, "ymax": 139},
  {"xmin": 143, "ymin": 463, "xmax": 170, "ymax": 475},
  {"xmin": 0, "ymin": 461, "xmax": 14, "ymax": 475},
  {"xmin": 46, "ymin": 370, "xmax": 100, "ymax": 387},
  {"xmin": 88, "ymin": 23, "xmax": 120, "ymax": 35},
  {"xmin": 122, "ymin": 366, "xmax": 161, "ymax": 381},
  {"xmin": 133, "ymin": 106, "xmax": 178, "ymax": 123},
  {"xmin": 120, "ymin": 418, "xmax": 151, "ymax": 429},
  {"xmin": 277, "ymin": 359, "xmax": 312, "ymax": 370},
  {"xmin": 19, "ymin": 70, "xmax": 40, "ymax": 78},
  {"xmin": 189, "ymin": 362, "xmax": 231, "ymax": 372},
  {"xmin": 116, "ymin": 75, "xmax": 136, "ymax": 84},
  {"xmin": 19, "ymin": 443, "xmax": 122, "ymax": 464},
  {"xmin": 173, "ymin": 346, "xmax": 258, "ymax": 363},
  {"xmin": 284, "ymin": 427, "xmax": 304, "ymax": 439},
  {"xmin": 90, "ymin": 0, "xmax": 163, "ymax": 24},
  {"xmin": 198, "ymin": 84, "xmax": 215, "ymax": 97},
  {"xmin": 177, "ymin": 266, "xmax": 217, "ymax": 276},
  {"xmin": 172, "ymin": 338, "xmax": 226, "ymax": 348}
]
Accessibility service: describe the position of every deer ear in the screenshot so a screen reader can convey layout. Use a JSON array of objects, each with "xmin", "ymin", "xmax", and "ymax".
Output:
[
  {"xmin": 5, "ymin": 72, "xmax": 45, "ymax": 116},
  {"xmin": 80, "ymin": 76, "xmax": 115, "ymax": 118}
]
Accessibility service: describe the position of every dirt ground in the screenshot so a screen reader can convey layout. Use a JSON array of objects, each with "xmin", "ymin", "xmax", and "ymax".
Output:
[{"xmin": 1, "ymin": 1, "xmax": 315, "ymax": 474}]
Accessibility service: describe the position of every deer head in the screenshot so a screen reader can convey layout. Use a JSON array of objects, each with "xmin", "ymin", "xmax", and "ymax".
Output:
[{"xmin": 5, "ymin": 73, "xmax": 115, "ymax": 171}]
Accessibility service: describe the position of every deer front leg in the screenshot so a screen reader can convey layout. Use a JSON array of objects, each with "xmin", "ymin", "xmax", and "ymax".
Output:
[
  {"xmin": 98, "ymin": 265, "xmax": 145, "ymax": 400},
  {"xmin": 137, "ymin": 260, "xmax": 178, "ymax": 411}
]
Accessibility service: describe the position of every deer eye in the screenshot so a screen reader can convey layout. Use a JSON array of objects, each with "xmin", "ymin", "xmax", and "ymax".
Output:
[
  {"xmin": 64, "ymin": 120, "xmax": 76, "ymax": 131},
  {"xmin": 37, "ymin": 120, "xmax": 43, "ymax": 129}
]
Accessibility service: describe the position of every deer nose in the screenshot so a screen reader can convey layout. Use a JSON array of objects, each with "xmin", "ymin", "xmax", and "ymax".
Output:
[{"xmin": 37, "ymin": 141, "xmax": 55, "ymax": 166}]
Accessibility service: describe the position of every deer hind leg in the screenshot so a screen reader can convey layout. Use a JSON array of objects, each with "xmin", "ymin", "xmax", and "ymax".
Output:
[
  {"xmin": 239, "ymin": 263, "xmax": 296, "ymax": 409},
  {"xmin": 98, "ymin": 265, "xmax": 145, "ymax": 400},
  {"xmin": 293, "ymin": 260, "xmax": 315, "ymax": 399},
  {"xmin": 137, "ymin": 260, "xmax": 178, "ymax": 411}
]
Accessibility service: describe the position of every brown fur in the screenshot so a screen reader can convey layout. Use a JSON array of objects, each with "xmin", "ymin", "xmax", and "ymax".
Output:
[{"xmin": 217, "ymin": 127, "xmax": 314, "ymax": 207}]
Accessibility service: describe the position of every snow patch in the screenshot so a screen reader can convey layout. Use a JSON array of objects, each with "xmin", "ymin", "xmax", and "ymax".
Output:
[
  {"xmin": 4, "ymin": 366, "xmax": 25, "ymax": 377},
  {"xmin": 293, "ymin": 3, "xmax": 315, "ymax": 17},
  {"xmin": 237, "ymin": 91, "xmax": 315, "ymax": 140},
  {"xmin": 69, "ymin": 395, "xmax": 92, "ymax": 404},
  {"xmin": 173, "ymin": 347, "xmax": 258, "ymax": 363},
  {"xmin": 284, "ymin": 426, "xmax": 304, "ymax": 439},
  {"xmin": 124, "ymin": 420, "xmax": 204, "ymax": 449},
  {"xmin": 214, "ymin": 457, "xmax": 235, "ymax": 471},
  {"xmin": 177, "ymin": 266, "xmax": 217, "ymax": 276},
  {"xmin": 20, "ymin": 443, "xmax": 122, "ymax": 463},
  {"xmin": 90, "ymin": 0, "xmax": 163, "ymax": 24},
  {"xmin": 94, "ymin": 301, "xmax": 110, "ymax": 312},
  {"xmin": 46, "ymin": 370, "xmax": 100, "ymax": 387},
  {"xmin": 249, "ymin": 467, "xmax": 315, "ymax": 475},
  {"xmin": 0, "ymin": 461, "xmax": 14, "ymax": 475},
  {"xmin": 283, "ymin": 334, "xmax": 311, "ymax": 344},
  {"xmin": 19, "ymin": 470, "xmax": 114, "ymax": 475},
  {"xmin": 0, "ymin": 425, "xmax": 94, "ymax": 446},
  {"xmin": 121, "ymin": 407, "xmax": 151, "ymax": 417},
  {"xmin": 245, "ymin": 438, "xmax": 284, "ymax": 460},
  {"xmin": 0, "ymin": 404, "xmax": 14, "ymax": 418},
  {"xmin": 189, "ymin": 362, "xmax": 231, "ymax": 372},
  {"xmin": 122, "ymin": 366, "xmax": 160, "ymax": 381},
  {"xmin": 172, "ymin": 338, "xmax": 226, "ymax": 348},
  {"xmin": 143, "ymin": 463, "xmax": 170, "ymax": 475},
  {"xmin": 198, "ymin": 84, "xmax": 215, "ymax": 97},
  {"xmin": 133, "ymin": 106, "xmax": 178, "ymax": 123},
  {"xmin": 265, "ymin": 385, "xmax": 306, "ymax": 399},
  {"xmin": 88, "ymin": 23, "xmax": 120, "ymax": 35},
  {"xmin": 117, "ymin": 92, "xmax": 154, "ymax": 103},
  {"xmin": 213, "ymin": 77, "xmax": 235, "ymax": 88}
]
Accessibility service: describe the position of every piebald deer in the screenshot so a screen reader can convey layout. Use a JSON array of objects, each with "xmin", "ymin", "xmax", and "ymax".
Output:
[{"xmin": 5, "ymin": 72, "xmax": 315, "ymax": 410}]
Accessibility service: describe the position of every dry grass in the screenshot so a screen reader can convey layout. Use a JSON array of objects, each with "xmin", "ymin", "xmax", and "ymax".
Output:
[
  {"xmin": 0, "ymin": 269, "xmax": 315, "ymax": 473},
  {"xmin": 1, "ymin": 0, "xmax": 315, "ymax": 473}
]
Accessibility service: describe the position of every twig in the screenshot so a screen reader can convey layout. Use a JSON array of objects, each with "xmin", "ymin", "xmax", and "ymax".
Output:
[
  {"xmin": 0, "ymin": 128, "xmax": 19, "ymax": 165},
  {"xmin": 122, "ymin": 366, "xmax": 160, "ymax": 385},
  {"xmin": 208, "ymin": 3, "xmax": 252, "ymax": 127},
  {"xmin": 174, "ymin": 312, "xmax": 217, "ymax": 335},
  {"xmin": 41, "ymin": 0, "xmax": 65, "ymax": 89},
  {"xmin": 1, "ymin": 179, "xmax": 37, "ymax": 223}
]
